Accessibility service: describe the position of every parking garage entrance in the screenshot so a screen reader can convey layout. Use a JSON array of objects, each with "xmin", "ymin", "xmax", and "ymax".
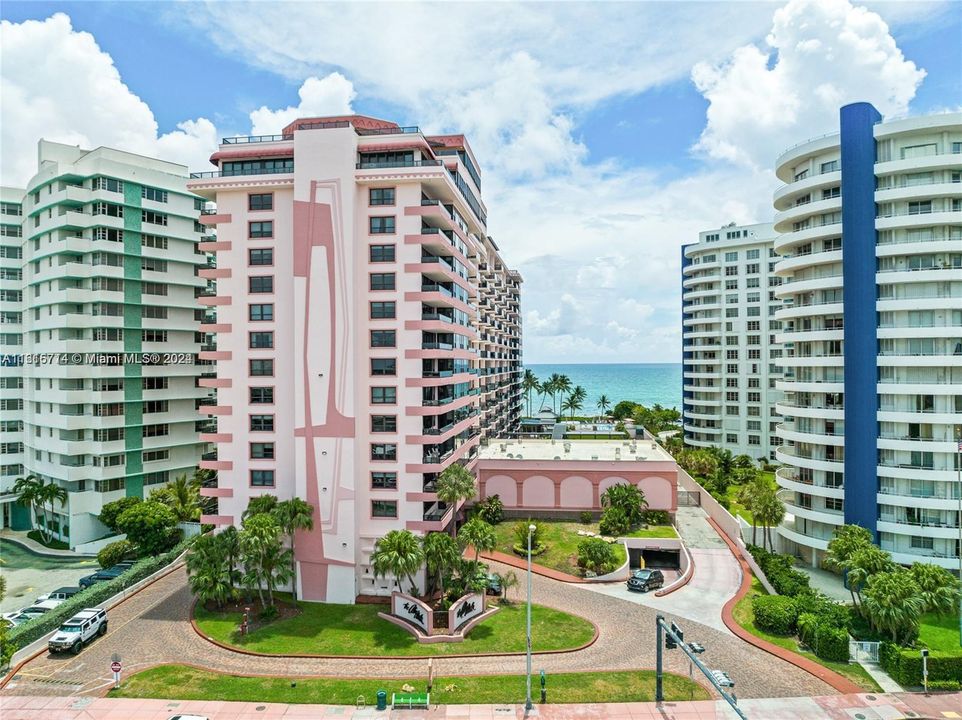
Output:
[{"xmin": 628, "ymin": 547, "xmax": 680, "ymax": 570}]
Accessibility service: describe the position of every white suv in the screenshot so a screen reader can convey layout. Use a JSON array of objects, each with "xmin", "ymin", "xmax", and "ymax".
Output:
[{"xmin": 48, "ymin": 608, "xmax": 108, "ymax": 655}]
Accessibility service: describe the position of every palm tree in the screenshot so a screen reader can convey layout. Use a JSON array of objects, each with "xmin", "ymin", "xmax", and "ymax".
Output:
[
  {"xmin": 186, "ymin": 533, "xmax": 233, "ymax": 608},
  {"xmin": 544, "ymin": 373, "xmax": 562, "ymax": 414},
  {"xmin": 754, "ymin": 489, "xmax": 785, "ymax": 552},
  {"xmin": 371, "ymin": 529, "xmax": 425, "ymax": 596},
  {"xmin": 274, "ymin": 498, "xmax": 315, "ymax": 606},
  {"xmin": 243, "ymin": 494, "xmax": 278, "ymax": 521},
  {"xmin": 240, "ymin": 512, "xmax": 288, "ymax": 607},
  {"xmin": 422, "ymin": 531, "xmax": 460, "ymax": 599},
  {"xmin": 500, "ymin": 570, "xmax": 520, "ymax": 603},
  {"xmin": 154, "ymin": 474, "xmax": 201, "ymax": 522},
  {"xmin": 824, "ymin": 525, "xmax": 875, "ymax": 606},
  {"xmin": 596, "ymin": 394, "xmax": 611, "ymax": 418},
  {"xmin": 37, "ymin": 480, "xmax": 68, "ymax": 544},
  {"xmin": 219, "ymin": 525, "xmax": 242, "ymax": 595},
  {"xmin": 555, "ymin": 375, "xmax": 572, "ymax": 414},
  {"xmin": 435, "ymin": 463, "xmax": 476, "ymax": 534},
  {"xmin": 457, "ymin": 517, "xmax": 496, "ymax": 574},
  {"xmin": 910, "ymin": 562, "xmax": 961, "ymax": 616},
  {"xmin": 600, "ymin": 482, "xmax": 647, "ymax": 527},
  {"xmin": 863, "ymin": 570, "xmax": 924, "ymax": 643},
  {"xmin": 13, "ymin": 475, "xmax": 43, "ymax": 540},
  {"xmin": 522, "ymin": 369, "xmax": 539, "ymax": 417},
  {"xmin": 561, "ymin": 396, "xmax": 578, "ymax": 419},
  {"xmin": 845, "ymin": 546, "xmax": 894, "ymax": 614}
]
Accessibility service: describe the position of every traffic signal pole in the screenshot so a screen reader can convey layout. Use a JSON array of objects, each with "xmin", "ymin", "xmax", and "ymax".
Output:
[{"xmin": 656, "ymin": 614, "xmax": 747, "ymax": 720}]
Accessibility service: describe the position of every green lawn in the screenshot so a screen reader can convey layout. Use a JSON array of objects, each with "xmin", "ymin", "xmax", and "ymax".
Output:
[
  {"xmin": 26, "ymin": 530, "xmax": 70, "ymax": 550},
  {"xmin": 491, "ymin": 520, "xmax": 675, "ymax": 576},
  {"xmin": 919, "ymin": 612, "xmax": 962, "ymax": 653},
  {"xmin": 721, "ymin": 471, "xmax": 778, "ymax": 525},
  {"xmin": 112, "ymin": 664, "xmax": 710, "ymax": 704},
  {"xmin": 195, "ymin": 599, "xmax": 594, "ymax": 656},
  {"xmin": 732, "ymin": 577, "xmax": 882, "ymax": 692}
]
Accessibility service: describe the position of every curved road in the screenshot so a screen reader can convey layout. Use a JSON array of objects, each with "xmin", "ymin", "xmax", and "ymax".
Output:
[{"xmin": 3, "ymin": 558, "xmax": 834, "ymax": 700}]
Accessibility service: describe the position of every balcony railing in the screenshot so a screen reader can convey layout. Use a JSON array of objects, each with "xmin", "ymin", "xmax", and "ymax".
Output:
[
  {"xmin": 190, "ymin": 167, "xmax": 293, "ymax": 179},
  {"xmin": 222, "ymin": 134, "xmax": 292, "ymax": 144},
  {"xmin": 356, "ymin": 159, "xmax": 443, "ymax": 170}
]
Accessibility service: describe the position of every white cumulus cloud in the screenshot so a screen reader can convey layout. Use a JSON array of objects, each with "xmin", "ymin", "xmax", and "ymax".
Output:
[
  {"xmin": 691, "ymin": 0, "xmax": 926, "ymax": 168},
  {"xmin": 249, "ymin": 73, "xmax": 356, "ymax": 135}
]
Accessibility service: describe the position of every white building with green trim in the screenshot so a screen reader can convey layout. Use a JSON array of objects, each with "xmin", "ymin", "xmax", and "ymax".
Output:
[{"xmin": 4, "ymin": 141, "xmax": 212, "ymax": 548}]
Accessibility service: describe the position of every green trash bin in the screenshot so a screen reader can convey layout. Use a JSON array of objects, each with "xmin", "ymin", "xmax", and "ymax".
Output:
[{"xmin": 376, "ymin": 690, "xmax": 387, "ymax": 710}]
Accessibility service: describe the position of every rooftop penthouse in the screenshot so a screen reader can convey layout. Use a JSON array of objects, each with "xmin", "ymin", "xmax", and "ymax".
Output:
[{"xmin": 479, "ymin": 439, "xmax": 674, "ymax": 463}]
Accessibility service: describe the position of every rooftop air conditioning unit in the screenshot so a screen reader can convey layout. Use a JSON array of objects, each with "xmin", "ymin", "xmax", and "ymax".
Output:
[{"xmin": 554, "ymin": 456, "xmax": 561, "ymax": 460}]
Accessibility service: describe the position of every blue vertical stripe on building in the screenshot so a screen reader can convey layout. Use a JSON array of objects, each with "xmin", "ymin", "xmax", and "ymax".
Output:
[{"xmin": 839, "ymin": 102, "xmax": 882, "ymax": 539}]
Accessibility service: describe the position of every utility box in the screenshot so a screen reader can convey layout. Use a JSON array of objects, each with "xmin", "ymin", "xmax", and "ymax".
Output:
[{"xmin": 376, "ymin": 690, "xmax": 387, "ymax": 710}]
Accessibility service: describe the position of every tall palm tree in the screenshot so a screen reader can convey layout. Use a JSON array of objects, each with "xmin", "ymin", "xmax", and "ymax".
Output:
[
  {"xmin": 155, "ymin": 474, "xmax": 201, "ymax": 522},
  {"xmin": 754, "ymin": 490, "xmax": 785, "ymax": 552},
  {"xmin": 12, "ymin": 475, "xmax": 43, "ymax": 540},
  {"xmin": 186, "ymin": 533, "xmax": 233, "ymax": 608},
  {"xmin": 274, "ymin": 498, "xmax": 315, "ymax": 606},
  {"xmin": 521, "ymin": 369, "xmax": 539, "ymax": 417},
  {"xmin": 371, "ymin": 529, "xmax": 425, "ymax": 596},
  {"xmin": 555, "ymin": 375, "xmax": 572, "ymax": 414},
  {"xmin": 435, "ymin": 463, "xmax": 476, "ymax": 535},
  {"xmin": 544, "ymin": 373, "xmax": 562, "ymax": 414},
  {"xmin": 422, "ymin": 531, "xmax": 460, "ymax": 599},
  {"xmin": 37, "ymin": 480, "xmax": 68, "ymax": 544},
  {"xmin": 596, "ymin": 394, "xmax": 611, "ymax": 418},
  {"xmin": 863, "ymin": 570, "xmax": 924, "ymax": 643},
  {"xmin": 240, "ymin": 512, "xmax": 288, "ymax": 607},
  {"xmin": 910, "ymin": 562, "xmax": 961, "ymax": 616},
  {"xmin": 457, "ymin": 517, "xmax": 496, "ymax": 574}
]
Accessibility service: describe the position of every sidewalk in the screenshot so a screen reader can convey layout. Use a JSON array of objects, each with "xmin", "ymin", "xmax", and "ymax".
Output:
[{"xmin": 2, "ymin": 692, "xmax": 960, "ymax": 719}]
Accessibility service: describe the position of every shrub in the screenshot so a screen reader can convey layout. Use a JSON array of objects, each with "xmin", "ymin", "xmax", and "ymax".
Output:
[
  {"xmin": 475, "ymin": 495, "xmax": 504, "ymax": 525},
  {"xmin": 579, "ymin": 511, "xmax": 593, "ymax": 524},
  {"xmin": 513, "ymin": 520, "xmax": 542, "ymax": 548},
  {"xmin": 751, "ymin": 594, "xmax": 797, "ymax": 635},
  {"xmin": 8, "ymin": 536, "xmax": 195, "ymax": 652},
  {"xmin": 813, "ymin": 624, "xmax": 850, "ymax": 662},
  {"xmin": 577, "ymin": 537, "xmax": 617, "ymax": 574},
  {"xmin": 117, "ymin": 500, "xmax": 180, "ymax": 555},
  {"xmin": 97, "ymin": 539, "xmax": 135, "ymax": 568},
  {"xmin": 641, "ymin": 510, "xmax": 671, "ymax": 526},
  {"xmin": 880, "ymin": 642, "xmax": 962, "ymax": 686},
  {"xmin": 598, "ymin": 507, "xmax": 630, "ymax": 536},
  {"xmin": 928, "ymin": 680, "xmax": 962, "ymax": 691},
  {"xmin": 258, "ymin": 604, "xmax": 279, "ymax": 622},
  {"xmin": 98, "ymin": 496, "xmax": 142, "ymax": 532}
]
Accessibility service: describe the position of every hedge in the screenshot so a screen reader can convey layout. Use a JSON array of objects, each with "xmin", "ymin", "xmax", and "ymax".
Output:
[
  {"xmin": 813, "ymin": 624, "xmax": 850, "ymax": 662},
  {"xmin": 7, "ymin": 536, "xmax": 195, "ymax": 651},
  {"xmin": 928, "ymin": 680, "xmax": 962, "ymax": 691},
  {"xmin": 879, "ymin": 642, "xmax": 962, "ymax": 687},
  {"xmin": 747, "ymin": 544, "xmax": 811, "ymax": 597},
  {"xmin": 751, "ymin": 594, "xmax": 798, "ymax": 635}
]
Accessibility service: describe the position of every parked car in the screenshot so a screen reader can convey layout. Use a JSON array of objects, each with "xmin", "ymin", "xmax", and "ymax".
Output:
[
  {"xmin": 79, "ymin": 562, "xmax": 134, "ymax": 589},
  {"xmin": 48, "ymin": 608, "xmax": 108, "ymax": 655},
  {"xmin": 36, "ymin": 586, "xmax": 80, "ymax": 603},
  {"xmin": 626, "ymin": 568, "xmax": 665, "ymax": 593},
  {"xmin": 1, "ymin": 599, "xmax": 63, "ymax": 624},
  {"xmin": 483, "ymin": 572, "xmax": 502, "ymax": 596}
]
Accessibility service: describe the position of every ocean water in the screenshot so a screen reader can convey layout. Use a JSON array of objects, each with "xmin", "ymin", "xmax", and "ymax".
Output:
[{"xmin": 523, "ymin": 363, "xmax": 682, "ymax": 415}]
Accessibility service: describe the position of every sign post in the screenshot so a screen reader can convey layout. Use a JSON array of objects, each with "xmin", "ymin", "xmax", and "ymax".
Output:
[{"xmin": 110, "ymin": 654, "xmax": 122, "ymax": 688}]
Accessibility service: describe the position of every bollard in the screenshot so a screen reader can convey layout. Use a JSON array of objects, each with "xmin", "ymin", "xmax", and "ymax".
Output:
[{"xmin": 377, "ymin": 689, "xmax": 387, "ymax": 711}]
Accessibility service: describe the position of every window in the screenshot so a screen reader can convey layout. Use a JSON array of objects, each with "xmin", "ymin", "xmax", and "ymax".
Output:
[
  {"xmin": 746, "ymin": 263, "xmax": 759, "ymax": 274},
  {"xmin": 250, "ymin": 387, "xmax": 274, "ymax": 404},
  {"xmin": 142, "ymin": 210, "xmax": 167, "ymax": 226},
  {"xmin": 95, "ymin": 177, "xmax": 123, "ymax": 192},
  {"xmin": 746, "ymin": 249, "xmax": 760, "ymax": 260},
  {"xmin": 142, "ymin": 423, "xmax": 168, "ymax": 437},
  {"xmin": 823, "ymin": 186, "xmax": 840, "ymax": 200},
  {"xmin": 372, "ymin": 500, "xmax": 397, "ymax": 518},
  {"xmin": 143, "ymin": 449, "xmax": 169, "ymax": 462},
  {"xmin": 369, "ymin": 188, "xmax": 395, "ymax": 206},
  {"xmin": 371, "ymin": 358, "xmax": 396, "ymax": 376},
  {"xmin": 223, "ymin": 158, "xmax": 293, "ymax": 175},
  {"xmin": 371, "ymin": 387, "xmax": 396, "ymax": 404},
  {"xmin": 142, "ymin": 234, "xmax": 168, "ymax": 249},
  {"xmin": 369, "ymin": 216, "xmax": 395, "ymax": 234},
  {"xmin": 901, "ymin": 144, "xmax": 937, "ymax": 159},
  {"xmin": 251, "ymin": 443, "xmax": 275, "ymax": 459},
  {"xmin": 725, "ymin": 251, "xmax": 738, "ymax": 262},
  {"xmin": 249, "ymin": 304, "xmax": 274, "ymax": 321},
  {"xmin": 371, "ymin": 472, "xmax": 397, "ymax": 489},
  {"xmin": 371, "ymin": 415, "xmax": 397, "ymax": 432},
  {"xmin": 142, "ymin": 329, "xmax": 167, "ymax": 343},
  {"xmin": 142, "ymin": 282, "xmax": 167, "ymax": 296},
  {"xmin": 825, "ymin": 497, "xmax": 843, "ymax": 512},
  {"xmin": 93, "ymin": 328, "xmax": 124, "ymax": 341},
  {"xmin": 725, "ymin": 266, "xmax": 738, "ymax": 276},
  {"xmin": 820, "ymin": 160, "xmax": 839, "ymax": 174},
  {"xmin": 908, "ymin": 200, "xmax": 932, "ymax": 215},
  {"xmin": 748, "ymin": 435, "xmax": 760, "ymax": 446},
  {"xmin": 249, "ymin": 276, "xmax": 273, "ymax": 293},
  {"xmin": 249, "ymin": 248, "xmax": 273, "ymax": 266},
  {"xmin": 250, "ymin": 415, "xmax": 274, "ymax": 432},
  {"xmin": 251, "ymin": 470, "xmax": 275, "ymax": 487},
  {"xmin": 370, "ymin": 244, "xmax": 395, "ymax": 263},
  {"xmin": 371, "ymin": 443, "xmax": 397, "ymax": 461},
  {"xmin": 910, "ymin": 535, "xmax": 934, "ymax": 550},
  {"xmin": 370, "ymin": 301, "xmax": 395, "ymax": 319},
  {"xmin": 250, "ymin": 359, "xmax": 274, "ymax": 376},
  {"xmin": 371, "ymin": 330, "xmax": 396, "ymax": 347},
  {"xmin": 142, "ymin": 400, "xmax": 168, "ymax": 414},
  {"xmin": 726, "ymin": 391, "xmax": 739, "ymax": 402},
  {"xmin": 726, "ymin": 434, "xmax": 738, "ymax": 444},
  {"xmin": 249, "ymin": 331, "xmax": 274, "ymax": 348},
  {"xmin": 370, "ymin": 273, "xmax": 395, "ymax": 290},
  {"xmin": 142, "ymin": 306, "xmax": 167, "ymax": 319},
  {"xmin": 141, "ymin": 187, "xmax": 168, "ymax": 203},
  {"xmin": 725, "ymin": 279, "xmax": 738, "ymax": 290},
  {"xmin": 248, "ymin": 193, "xmax": 273, "ymax": 211},
  {"xmin": 249, "ymin": 221, "xmax": 273, "ymax": 238}
]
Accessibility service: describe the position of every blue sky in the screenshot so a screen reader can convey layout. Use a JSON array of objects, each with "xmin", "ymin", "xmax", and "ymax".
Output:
[{"xmin": 2, "ymin": 0, "xmax": 959, "ymax": 362}]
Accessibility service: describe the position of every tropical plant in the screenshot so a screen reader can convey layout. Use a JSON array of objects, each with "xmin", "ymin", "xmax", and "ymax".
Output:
[
  {"xmin": 596, "ymin": 394, "xmax": 611, "ymax": 418},
  {"xmin": 273, "ymin": 498, "xmax": 314, "ymax": 606},
  {"xmin": 13, "ymin": 475, "xmax": 43, "ymax": 540},
  {"xmin": 459, "ymin": 517, "xmax": 496, "ymax": 573},
  {"xmin": 846, "ymin": 546, "xmax": 897, "ymax": 614},
  {"xmin": 499, "ymin": 570, "xmax": 520, "ymax": 603},
  {"xmin": 598, "ymin": 506, "xmax": 630, "ymax": 536},
  {"xmin": 117, "ymin": 500, "xmax": 179, "ymax": 555},
  {"xmin": 97, "ymin": 539, "xmax": 135, "ymax": 568},
  {"xmin": 512, "ymin": 519, "xmax": 542, "ymax": 548},
  {"xmin": 422, "ymin": 531, "xmax": 460, "ymax": 599},
  {"xmin": 611, "ymin": 400, "xmax": 639, "ymax": 421},
  {"xmin": 863, "ymin": 570, "xmax": 924, "ymax": 644},
  {"xmin": 150, "ymin": 474, "xmax": 201, "ymax": 522},
  {"xmin": 754, "ymin": 490, "xmax": 786, "ymax": 552},
  {"xmin": 910, "ymin": 562, "xmax": 961, "ymax": 617},
  {"xmin": 474, "ymin": 494, "xmax": 504, "ymax": 525},
  {"xmin": 0, "ymin": 575, "xmax": 13, "ymax": 669},
  {"xmin": 577, "ymin": 537, "xmax": 617, "ymax": 574},
  {"xmin": 370, "ymin": 529, "xmax": 425, "ymax": 596},
  {"xmin": 436, "ymin": 463, "xmax": 476, "ymax": 534},
  {"xmin": 544, "ymin": 373, "xmax": 562, "ymax": 414},
  {"xmin": 522, "ymin": 369, "xmax": 539, "ymax": 417},
  {"xmin": 737, "ymin": 473, "xmax": 771, "ymax": 546},
  {"xmin": 561, "ymin": 396, "xmax": 580, "ymax": 419},
  {"xmin": 240, "ymin": 512, "xmax": 292, "ymax": 607},
  {"xmin": 186, "ymin": 532, "xmax": 235, "ymax": 609},
  {"xmin": 555, "ymin": 374, "xmax": 572, "ymax": 414},
  {"xmin": 824, "ymin": 524, "xmax": 875, "ymax": 605},
  {"xmin": 98, "ymin": 496, "xmax": 142, "ymax": 533},
  {"xmin": 243, "ymin": 494, "xmax": 278, "ymax": 521},
  {"xmin": 37, "ymin": 480, "xmax": 68, "ymax": 540},
  {"xmin": 600, "ymin": 482, "xmax": 647, "ymax": 527}
]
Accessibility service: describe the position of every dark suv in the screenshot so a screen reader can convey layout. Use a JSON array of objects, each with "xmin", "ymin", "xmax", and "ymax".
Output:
[
  {"xmin": 627, "ymin": 568, "xmax": 664, "ymax": 593},
  {"xmin": 79, "ymin": 561, "xmax": 135, "ymax": 589}
]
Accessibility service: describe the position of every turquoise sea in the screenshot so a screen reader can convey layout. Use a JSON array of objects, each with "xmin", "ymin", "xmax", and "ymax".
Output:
[{"xmin": 523, "ymin": 363, "xmax": 682, "ymax": 415}]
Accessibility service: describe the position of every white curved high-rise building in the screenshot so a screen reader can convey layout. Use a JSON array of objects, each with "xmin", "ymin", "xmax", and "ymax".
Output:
[{"xmin": 773, "ymin": 104, "xmax": 962, "ymax": 568}]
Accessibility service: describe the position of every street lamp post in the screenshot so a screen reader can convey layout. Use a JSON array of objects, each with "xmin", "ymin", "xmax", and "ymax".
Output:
[{"xmin": 525, "ymin": 523, "xmax": 536, "ymax": 711}]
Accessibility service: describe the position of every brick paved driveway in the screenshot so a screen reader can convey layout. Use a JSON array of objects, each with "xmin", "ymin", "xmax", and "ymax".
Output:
[{"xmin": 2, "ymin": 559, "xmax": 835, "ymax": 701}]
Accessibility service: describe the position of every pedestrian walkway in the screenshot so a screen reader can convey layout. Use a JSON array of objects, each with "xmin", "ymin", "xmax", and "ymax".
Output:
[
  {"xmin": 2, "ymin": 691, "xmax": 960, "ymax": 719},
  {"xmin": 858, "ymin": 661, "xmax": 903, "ymax": 693},
  {"xmin": 673, "ymin": 507, "xmax": 727, "ymax": 549},
  {"xmin": 797, "ymin": 565, "xmax": 852, "ymax": 604}
]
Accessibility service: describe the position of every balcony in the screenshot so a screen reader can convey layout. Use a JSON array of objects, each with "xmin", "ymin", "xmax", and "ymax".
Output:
[{"xmin": 356, "ymin": 159, "xmax": 443, "ymax": 170}]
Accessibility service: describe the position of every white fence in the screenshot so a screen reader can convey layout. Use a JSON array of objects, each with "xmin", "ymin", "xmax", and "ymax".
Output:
[{"xmin": 849, "ymin": 640, "xmax": 880, "ymax": 664}]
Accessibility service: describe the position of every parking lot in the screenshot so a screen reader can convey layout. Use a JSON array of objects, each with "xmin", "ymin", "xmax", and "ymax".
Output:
[{"xmin": 0, "ymin": 540, "xmax": 98, "ymax": 613}]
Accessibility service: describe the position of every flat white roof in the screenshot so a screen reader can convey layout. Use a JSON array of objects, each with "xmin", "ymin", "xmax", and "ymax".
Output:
[{"xmin": 479, "ymin": 439, "xmax": 674, "ymax": 463}]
